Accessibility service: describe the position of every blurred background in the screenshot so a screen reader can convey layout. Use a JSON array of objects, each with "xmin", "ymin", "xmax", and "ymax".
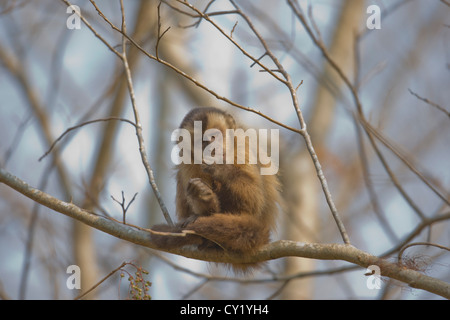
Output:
[{"xmin": 0, "ymin": 0, "xmax": 449, "ymax": 299}]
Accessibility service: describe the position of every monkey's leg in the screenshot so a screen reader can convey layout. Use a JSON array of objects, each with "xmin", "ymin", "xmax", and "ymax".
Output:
[
  {"xmin": 183, "ymin": 213, "xmax": 270, "ymax": 253},
  {"xmin": 186, "ymin": 178, "xmax": 220, "ymax": 216}
]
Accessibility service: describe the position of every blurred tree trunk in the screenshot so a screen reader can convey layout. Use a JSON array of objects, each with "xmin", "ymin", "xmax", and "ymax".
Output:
[{"xmin": 281, "ymin": 0, "xmax": 364, "ymax": 299}]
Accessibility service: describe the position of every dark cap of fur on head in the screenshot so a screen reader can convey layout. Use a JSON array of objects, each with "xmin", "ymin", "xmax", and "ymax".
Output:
[{"xmin": 179, "ymin": 107, "xmax": 236, "ymax": 131}]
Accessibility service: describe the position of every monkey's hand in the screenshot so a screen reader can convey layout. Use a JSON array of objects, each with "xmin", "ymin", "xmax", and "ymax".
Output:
[
  {"xmin": 186, "ymin": 177, "xmax": 220, "ymax": 215},
  {"xmin": 179, "ymin": 214, "xmax": 199, "ymax": 228}
]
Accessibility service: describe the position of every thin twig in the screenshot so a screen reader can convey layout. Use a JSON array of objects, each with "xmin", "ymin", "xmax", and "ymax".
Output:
[
  {"xmin": 156, "ymin": 2, "xmax": 171, "ymax": 59},
  {"xmin": 75, "ymin": 262, "xmax": 127, "ymax": 300},
  {"xmin": 380, "ymin": 211, "xmax": 450, "ymax": 259},
  {"xmin": 398, "ymin": 242, "xmax": 450, "ymax": 263},
  {"xmin": 39, "ymin": 117, "xmax": 136, "ymax": 162},
  {"xmin": 175, "ymin": 0, "xmax": 287, "ymax": 84},
  {"xmin": 408, "ymin": 88, "xmax": 450, "ymax": 119},
  {"xmin": 88, "ymin": 1, "xmax": 302, "ymax": 134},
  {"xmin": 19, "ymin": 164, "xmax": 53, "ymax": 299},
  {"xmin": 64, "ymin": 0, "xmax": 174, "ymax": 226},
  {"xmin": 230, "ymin": 20, "xmax": 238, "ymax": 38},
  {"xmin": 111, "ymin": 191, "xmax": 138, "ymax": 224},
  {"xmin": 60, "ymin": 0, "xmax": 122, "ymax": 58},
  {"xmin": 118, "ymin": 0, "xmax": 174, "ymax": 226},
  {"xmin": 288, "ymin": 0, "xmax": 428, "ymax": 222},
  {"xmin": 353, "ymin": 119, "xmax": 398, "ymax": 243},
  {"xmin": 359, "ymin": 116, "xmax": 450, "ymax": 206}
]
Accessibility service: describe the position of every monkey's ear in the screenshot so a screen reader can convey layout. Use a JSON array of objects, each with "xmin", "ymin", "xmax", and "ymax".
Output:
[{"xmin": 224, "ymin": 113, "xmax": 236, "ymax": 129}]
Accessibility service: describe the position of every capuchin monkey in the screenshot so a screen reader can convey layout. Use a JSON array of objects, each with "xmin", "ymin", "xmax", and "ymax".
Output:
[{"xmin": 150, "ymin": 107, "xmax": 280, "ymax": 273}]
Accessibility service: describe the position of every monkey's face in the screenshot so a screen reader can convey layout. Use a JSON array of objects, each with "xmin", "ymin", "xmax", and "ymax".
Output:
[{"xmin": 179, "ymin": 107, "xmax": 236, "ymax": 164}]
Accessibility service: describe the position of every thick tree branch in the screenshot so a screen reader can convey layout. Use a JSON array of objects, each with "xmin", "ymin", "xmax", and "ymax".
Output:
[{"xmin": 1, "ymin": 167, "xmax": 449, "ymax": 299}]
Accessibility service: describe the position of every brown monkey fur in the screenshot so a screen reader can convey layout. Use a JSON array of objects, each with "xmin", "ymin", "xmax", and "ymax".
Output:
[{"xmin": 150, "ymin": 107, "xmax": 280, "ymax": 273}]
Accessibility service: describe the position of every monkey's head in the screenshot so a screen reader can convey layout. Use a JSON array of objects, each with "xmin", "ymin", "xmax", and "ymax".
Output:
[
  {"xmin": 178, "ymin": 107, "xmax": 238, "ymax": 162},
  {"xmin": 179, "ymin": 107, "xmax": 236, "ymax": 133}
]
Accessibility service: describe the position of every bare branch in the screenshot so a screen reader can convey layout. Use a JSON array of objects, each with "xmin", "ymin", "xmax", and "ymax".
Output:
[
  {"xmin": 175, "ymin": 0, "xmax": 287, "ymax": 84},
  {"xmin": 288, "ymin": 0, "xmax": 428, "ymax": 222},
  {"xmin": 39, "ymin": 117, "xmax": 137, "ymax": 162},
  {"xmin": 118, "ymin": 0, "xmax": 173, "ymax": 226},
  {"xmin": 359, "ymin": 116, "xmax": 450, "ymax": 207},
  {"xmin": 75, "ymin": 261, "xmax": 127, "ymax": 300},
  {"xmin": 408, "ymin": 88, "xmax": 450, "ymax": 119},
  {"xmin": 87, "ymin": 1, "xmax": 302, "ymax": 135},
  {"xmin": 2, "ymin": 168, "xmax": 449, "ymax": 299},
  {"xmin": 111, "ymin": 191, "xmax": 138, "ymax": 224},
  {"xmin": 60, "ymin": 0, "xmax": 123, "ymax": 58},
  {"xmin": 156, "ymin": 2, "xmax": 171, "ymax": 59}
]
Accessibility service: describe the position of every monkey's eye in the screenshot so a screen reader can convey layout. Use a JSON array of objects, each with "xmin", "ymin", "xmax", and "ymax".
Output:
[
  {"xmin": 203, "ymin": 134, "xmax": 215, "ymax": 148},
  {"xmin": 204, "ymin": 133, "xmax": 215, "ymax": 142}
]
